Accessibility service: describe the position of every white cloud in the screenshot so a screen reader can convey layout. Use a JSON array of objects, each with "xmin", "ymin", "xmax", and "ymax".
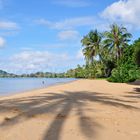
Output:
[
  {"xmin": 0, "ymin": 50, "xmax": 82, "ymax": 73},
  {"xmin": 0, "ymin": 21, "xmax": 19, "ymax": 30},
  {"xmin": 0, "ymin": 42, "xmax": 86, "ymax": 72},
  {"xmin": 10, "ymin": 51, "xmax": 58, "ymax": 67},
  {"xmin": 0, "ymin": 37, "xmax": 6, "ymax": 47},
  {"xmin": 101, "ymin": 0, "xmax": 140, "ymax": 28},
  {"xmin": 58, "ymin": 30, "xmax": 80, "ymax": 41},
  {"xmin": 35, "ymin": 16, "xmax": 96, "ymax": 30},
  {"xmin": 35, "ymin": 16, "xmax": 111, "ymax": 32},
  {"xmin": 52, "ymin": 0, "xmax": 91, "ymax": 7}
]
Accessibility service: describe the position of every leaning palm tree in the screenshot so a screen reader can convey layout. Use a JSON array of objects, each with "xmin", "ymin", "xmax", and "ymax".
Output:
[
  {"xmin": 103, "ymin": 24, "xmax": 132, "ymax": 60},
  {"xmin": 81, "ymin": 30, "xmax": 102, "ymax": 65}
]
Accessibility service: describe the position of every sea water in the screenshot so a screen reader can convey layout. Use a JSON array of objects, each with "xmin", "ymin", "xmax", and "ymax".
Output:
[{"xmin": 0, "ymin": 78, "xmax": 75, "ymax": 96}]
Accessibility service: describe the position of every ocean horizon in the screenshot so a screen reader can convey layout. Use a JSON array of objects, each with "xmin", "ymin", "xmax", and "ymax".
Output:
[{"xmin": 0, "ymin": 78, "xmax": 75, "ymax": 96}]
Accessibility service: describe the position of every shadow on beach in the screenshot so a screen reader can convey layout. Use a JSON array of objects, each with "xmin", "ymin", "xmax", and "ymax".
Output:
[
  {"xmin": 123, "ymin": 87, "xmax": 140, "ymax": 99},
  {"xmin": 128, "ymin": 80, "xmax": 140, "ymax": 86},
  {"xmin": 125, "ymin": 79, "xmax": 140, "ymax": 99},
  {"xmin": 0, "ymin": 90, "xmax": 139, "ymax": 140}
]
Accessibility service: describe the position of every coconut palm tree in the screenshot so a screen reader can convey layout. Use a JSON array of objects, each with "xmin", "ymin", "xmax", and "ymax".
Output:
[
  {"xmin": 103, "ymin": 24, "xmax": 132, "ymax": 60},
  {"xmin": 81, "ymin": 30, "xmax": 102, "ymax": 65},
  {"xmin": 82, "ymin": 46, "xmax": 93, "ymax": 66}
]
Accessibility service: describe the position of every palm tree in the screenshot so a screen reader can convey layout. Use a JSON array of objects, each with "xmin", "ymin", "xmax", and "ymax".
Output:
[
  {"xmin": 82, "ymin": 46, "xmax": 93, "ymax": 66},
  {"xmin": 81, "ymin": 30, "xmax": 102, "ymax": 65},
  {"xmin": 103, "ymin": 24, "xmax": 132, "ymax": 60}
]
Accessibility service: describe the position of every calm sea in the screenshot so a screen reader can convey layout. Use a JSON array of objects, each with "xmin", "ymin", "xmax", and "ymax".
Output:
[{"xmin": 0, "ymin": 78, "xmax": 75, "ymax": 96}]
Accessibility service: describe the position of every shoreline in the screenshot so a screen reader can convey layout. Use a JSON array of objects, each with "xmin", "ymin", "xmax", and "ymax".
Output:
[
  {"xmin": 0, "ymin": 78, "xmax": 79, "ymax": 99},
  {"xmin": 0, "ymin": 78, "xmax": 78, "ymax": 98}
]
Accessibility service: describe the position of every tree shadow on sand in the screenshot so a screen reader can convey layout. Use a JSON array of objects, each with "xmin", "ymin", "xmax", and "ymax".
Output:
[
  {"xmin": 124, "ymin": 87, "xmax": 140, "ymax": 99},
  {"xmin": 132, "ymin": 88, "xmax": 140, "ymax": 93},
  {"xmin": 128, "ymin": 80, "xmax": 140, "ymax": 86},
  {"xmin": 126, "ymin": 80, "xmax": 140, "ymax": 99},
  {"xmin": 0, "ymin": 91, "xmax": 139, "ymax": 140}
]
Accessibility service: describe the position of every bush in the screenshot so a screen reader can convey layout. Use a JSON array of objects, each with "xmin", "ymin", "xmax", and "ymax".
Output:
[
  {"xmin": 108, "ymin": 64, "xmax": 140, "ymax": 83},
  {"xmin": 134, "ymin": 45, "xmax": 140, "ymax": 67},
  {"xmin": 108, "ymin": 44, "xmax": 140, "ymax": 83}
]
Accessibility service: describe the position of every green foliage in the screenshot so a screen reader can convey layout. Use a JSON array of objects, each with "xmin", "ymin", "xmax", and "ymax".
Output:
[
  {"xmin": 74, "ymin": 65, "xmax": 85, "ymax": 78},
  {"xmin": 75, "ymin": 30, "xmax": 139, "ymax": 82},
  {"xmin": 79, "ymin": 23, "xmax": 140, "ymax": 83},
  {"xmin": 133, "ymin": 38, "xmax": 140, "ymax": 66},
  {"xmin": 81, "ymin": 30, "xmax": 102, "ymax": 65},
  {"xmin": 108, "ymin": 46, "xmax": 140, "ymax": 83},
  {"xmin": 72, "ymin": 62, "xmax": 105, "ymax": 79},
  {"xmin": 108, "ymin": 64, "xmax": 140, "ymax": 83},
  {"xmin": 118, "ymin": 45, "xmax": 134, "ymax": 65},
  {"xmin": 104, "ymin": 60, "xmax": 116, "ymax": 77},
  {"xmin": 80, "ymin": 23, "xmax": 133, "ymax": 81},
  {"xmin": 135, "ymin": 47, "xmax": 140, "ymax": 66},
  {"xmin": 103, "ymin": 23, "xmax": 132, "ymax": 60}
]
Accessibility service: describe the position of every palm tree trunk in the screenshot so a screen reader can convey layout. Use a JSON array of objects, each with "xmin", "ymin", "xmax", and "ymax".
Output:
[{"xmin": 91, "ymin": 56, "xmax": 94, "ymax": 66}]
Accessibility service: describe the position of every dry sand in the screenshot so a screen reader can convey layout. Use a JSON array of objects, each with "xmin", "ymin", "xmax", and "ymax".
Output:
[{"xmin": 0, "ymin": 79, "xmax": 140, "ymax": 140}]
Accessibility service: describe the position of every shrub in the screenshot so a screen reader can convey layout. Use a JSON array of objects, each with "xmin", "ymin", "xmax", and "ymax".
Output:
[
  {"xmin": 134, "ymin": 45, "xmax": 140, "ymax": 67},
  {"xmin": 108, "ymin": 64, "xmax": 140, "ymax": 83},
  {"xmin": 108, "ymin": 44, "xmax": 140, "ymax": 83}
]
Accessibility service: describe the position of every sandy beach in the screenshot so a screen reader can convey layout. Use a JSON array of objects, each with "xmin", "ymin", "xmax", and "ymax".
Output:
[{"xmin": 0, "ymin": 79, "xmax": 140, "ymax": 140}]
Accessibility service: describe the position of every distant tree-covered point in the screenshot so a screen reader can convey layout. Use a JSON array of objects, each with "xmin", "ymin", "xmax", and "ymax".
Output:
[
  {"xmin": 0, "ymin": 70, "xmax": 69, "ymax": 78},
  {"xmin": 0, "ymin": 70, "xmax": 18, "ymax": 78}
]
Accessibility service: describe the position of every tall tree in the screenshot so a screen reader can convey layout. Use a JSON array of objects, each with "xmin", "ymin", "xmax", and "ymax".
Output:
[
  {"xmin": 81, "ymin": 30, "xmax": 102, "ymax": 65},
  {"xmin": 103, "ymin": 24, "xmax": 132, "ymax": 60},
  {"xmin": 133, "ymin": 38, "xmax": 140, "ymax": 67}
]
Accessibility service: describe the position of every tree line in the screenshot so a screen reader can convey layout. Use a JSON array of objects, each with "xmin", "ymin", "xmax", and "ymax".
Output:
[{"xmin": 67, "ymin": 23, "xmax": 140, "ymax": 82}]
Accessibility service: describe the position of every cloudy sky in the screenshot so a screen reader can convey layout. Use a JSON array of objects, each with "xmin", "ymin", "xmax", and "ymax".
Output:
[{"xmin": 0, "ymin": 0, "xmax": 140, "ymax": 74}]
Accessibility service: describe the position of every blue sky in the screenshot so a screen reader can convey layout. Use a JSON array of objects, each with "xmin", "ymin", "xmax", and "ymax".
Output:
[{"xmin": 0, "ymin": 0, "xmax": 140, "ymax": 74}]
